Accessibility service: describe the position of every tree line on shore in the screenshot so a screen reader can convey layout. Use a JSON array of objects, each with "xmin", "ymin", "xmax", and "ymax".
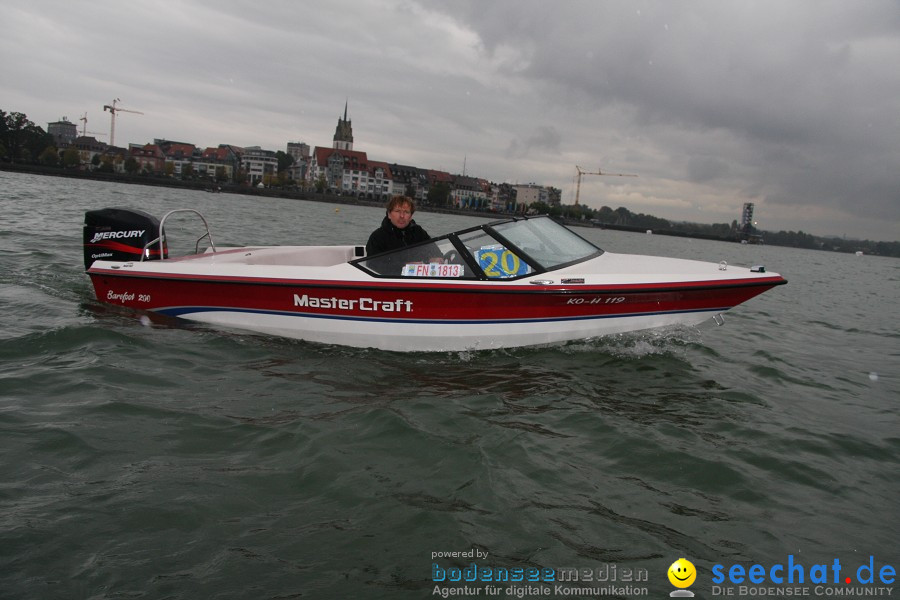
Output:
[
  {"xmin": 3, "ymin": 108, "xmax": 897, "ymax": 257},
  {"xmin": 532, "ymin": 200, "xmax": 899, "ymax": 257}
]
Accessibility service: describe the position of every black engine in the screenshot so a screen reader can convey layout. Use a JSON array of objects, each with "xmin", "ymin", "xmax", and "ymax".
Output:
[{"xmin": 83, "ymin": 208, "xmax": 166, "ymax": 270}]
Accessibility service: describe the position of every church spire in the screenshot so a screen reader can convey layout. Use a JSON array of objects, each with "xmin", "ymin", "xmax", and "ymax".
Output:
[{"xmin": 333, "ymin": 100, "xmax": 353, "ymax": 151}]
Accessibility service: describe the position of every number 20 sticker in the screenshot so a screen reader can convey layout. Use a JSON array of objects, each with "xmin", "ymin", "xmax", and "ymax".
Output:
[{"xmin": 478, "ymin": 248, "xmax": 530, "ymax": 278}]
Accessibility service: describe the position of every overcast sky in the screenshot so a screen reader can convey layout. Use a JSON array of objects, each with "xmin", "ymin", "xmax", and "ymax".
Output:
[{"xmin": 2, "ymin": 1, "xmax": 898, "ymax": 241}]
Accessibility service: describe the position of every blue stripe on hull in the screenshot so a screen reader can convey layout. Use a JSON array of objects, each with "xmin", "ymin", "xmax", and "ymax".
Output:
[{"xmin": 154, "ymin": 305, "xmax": 728, "ymax": 325}]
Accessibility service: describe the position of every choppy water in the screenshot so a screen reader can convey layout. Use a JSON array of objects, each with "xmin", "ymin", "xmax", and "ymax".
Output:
[{"xmin": 1, "ymin": 171, "xmax": 897, "ymax": 599}]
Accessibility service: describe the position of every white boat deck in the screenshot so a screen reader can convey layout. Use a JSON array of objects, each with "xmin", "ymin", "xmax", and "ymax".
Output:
[{"xmin": 175, "ymin": 245, "xmax": 366, "ymax": 267}]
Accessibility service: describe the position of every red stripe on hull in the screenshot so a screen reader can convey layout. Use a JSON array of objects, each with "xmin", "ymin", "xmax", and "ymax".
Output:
[
  {"xmin": 85, "ymin": 241, "xmax": 164, "ymax": 258},
  {"xmin": 88, "ymin": 270, "xmax": 785, "ymax": 322}
]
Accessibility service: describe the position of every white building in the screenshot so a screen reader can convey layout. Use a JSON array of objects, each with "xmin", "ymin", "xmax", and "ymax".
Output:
[
  {"xmin": 241, "ymin": 146, "xmax": 278, "ymax": 185},
  {"xmin": 512, "ymin": 184, "xmax": 549, "ymax": 206}
]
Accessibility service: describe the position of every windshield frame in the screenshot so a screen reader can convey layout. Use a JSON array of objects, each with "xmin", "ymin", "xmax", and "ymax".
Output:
[{"xmin": 351, "ymin": 215, "xmax": 603, "ymax": 280}]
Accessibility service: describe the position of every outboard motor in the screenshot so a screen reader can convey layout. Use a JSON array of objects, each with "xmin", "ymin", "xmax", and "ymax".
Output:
[{"xmin": 83, "ymin": 207, "xmax": 166, "ymax": 270}]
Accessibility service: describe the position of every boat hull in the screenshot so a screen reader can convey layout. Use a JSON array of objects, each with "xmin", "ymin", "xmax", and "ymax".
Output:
[{"xmin": 87, "ymin": 267, "xmax": 785, "ymax": 351}]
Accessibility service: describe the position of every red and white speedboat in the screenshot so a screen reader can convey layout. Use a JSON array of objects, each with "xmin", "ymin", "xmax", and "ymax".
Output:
[{"xmin": 83, "ymin": 208, "xmax": 786, "ymax": 351}]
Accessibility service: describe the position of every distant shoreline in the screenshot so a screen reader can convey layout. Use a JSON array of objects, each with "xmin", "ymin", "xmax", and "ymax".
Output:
[
  {"xmin": 0, "ymin": 161, "xmax": 495, "ymax": 218},
  {"xmin": 3, "ymin": 162, "xmax": 897, "ymax": 254},
  {"xmin": 0, "ymin": 162, "xmax": 733, "ymax": 240}
]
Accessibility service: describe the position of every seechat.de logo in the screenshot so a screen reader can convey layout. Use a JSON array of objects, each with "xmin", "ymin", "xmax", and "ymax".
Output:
[{"xmin": 710, "ymin": 555, "xmax": 896, "ymax": 586}]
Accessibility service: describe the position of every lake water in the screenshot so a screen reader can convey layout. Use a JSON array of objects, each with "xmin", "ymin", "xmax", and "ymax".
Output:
[{"xmin": 1, "ymin": 171, "xmax": 897, "ymax": 599}]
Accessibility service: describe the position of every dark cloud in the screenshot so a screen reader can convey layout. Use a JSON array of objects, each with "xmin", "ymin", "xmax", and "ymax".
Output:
[
  {"xmin": 686, "ymin": 156, "xmax": 730, "ymax": 184},
  {"xmin": 2, "ymin": 0, "xmax": 897, "ymax": 239},
  {"xmin": 427, "ymin": 0, "xmax": 900, "ymax": 238},
  {"xmin": 505, "ymin": 126, "xmax": 563, "ymax": 159}
]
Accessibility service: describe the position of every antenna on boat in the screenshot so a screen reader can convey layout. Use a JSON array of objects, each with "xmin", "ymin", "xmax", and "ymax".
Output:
[{"xmin": 574, "ymin": 165, "xmax": 637, "ymax": 205}]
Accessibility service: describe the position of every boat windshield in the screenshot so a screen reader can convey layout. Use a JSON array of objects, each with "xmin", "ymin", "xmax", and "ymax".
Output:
[
  {"xmin": 353, "ymin": 216, "xmax": 601, "ymax": 280},
  {"xmin": 489, "ymin": 217, "xmax": 600, "ymax": 269}
]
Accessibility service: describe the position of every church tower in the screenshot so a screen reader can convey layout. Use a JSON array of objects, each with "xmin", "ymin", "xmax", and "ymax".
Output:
[{"xmin": 333, "ymin": 101, "xmax": 353, "ymax": 151}]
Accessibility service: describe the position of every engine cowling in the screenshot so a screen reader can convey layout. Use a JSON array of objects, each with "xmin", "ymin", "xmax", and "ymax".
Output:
[{"xmin": 83, "ymin": 207, "xmax": 166, "ymax": 270}]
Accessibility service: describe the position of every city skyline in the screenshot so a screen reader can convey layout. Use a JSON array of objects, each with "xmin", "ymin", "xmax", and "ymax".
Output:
[{"xmin": 2, "ymin": 1, "xmax": 898, "ymax": 241}]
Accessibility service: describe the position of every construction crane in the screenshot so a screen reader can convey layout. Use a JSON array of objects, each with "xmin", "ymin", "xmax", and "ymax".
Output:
[
  {"xmin": 574, "ymin": 165, "xmax": 637, "ymax": 205},
  {"xmin": 103, "ymin": 99, "xmax": 143, "ymax": 147},
  {"xmin": 78, "ymin": 112, "xmax": 107, "ymax": 138}
]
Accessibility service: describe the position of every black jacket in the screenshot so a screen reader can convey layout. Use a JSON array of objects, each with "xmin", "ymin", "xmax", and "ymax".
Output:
[{"xmin": 366, "ymin": 216, "xmax": 430, "ymax": 256}]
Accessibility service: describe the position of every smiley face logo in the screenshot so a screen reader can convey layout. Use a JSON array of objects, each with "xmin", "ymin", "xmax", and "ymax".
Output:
[{"xmin": 668, "ymin": 558, "xmax": 697, "ymax": 588}]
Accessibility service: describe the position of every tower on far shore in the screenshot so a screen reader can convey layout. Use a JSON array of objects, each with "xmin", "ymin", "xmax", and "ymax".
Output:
[
  {"xmin": 333, "ymin": 101, "xmax": 353, "ymax": 151},
  {"xmin": 741, "ymin": 202, "xmax": 755, "ymax": 231}
]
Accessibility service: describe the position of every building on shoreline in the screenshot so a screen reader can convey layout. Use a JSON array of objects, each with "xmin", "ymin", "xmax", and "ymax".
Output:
[
  {"xmin": 46, "ymin": 100, "xmax": 558, "ymax": 209},
  {"xmin": 332, "ymin": 102, "xmax": 353, "ymax": 151},
  {"xmin": 47, "ymin": 117, "xmax": 78, "ymax": 148}
]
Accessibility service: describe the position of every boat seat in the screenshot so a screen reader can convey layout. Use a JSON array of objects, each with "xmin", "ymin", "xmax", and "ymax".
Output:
[
  {"xmin": 210, "ymin": 246, "xmax": 364, "ymax": 267},
  {"xmin": 247, "ymin": 246, "xmax": 362, "ymax": 266}
]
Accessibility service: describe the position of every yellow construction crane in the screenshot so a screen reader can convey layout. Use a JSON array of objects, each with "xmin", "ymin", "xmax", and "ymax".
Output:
[
  {"xmin": 103, "ymin": 99, "xmax": 143, "ymax": 147},
  {"xmin": 574, "ymin": 165, "xmax": 637, "ymax": 205}
]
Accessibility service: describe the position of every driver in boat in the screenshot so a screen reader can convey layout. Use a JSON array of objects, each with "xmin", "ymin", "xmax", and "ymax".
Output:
[{"xmin": 366, "ymin": 195, "xmax": 432, "ymax": 256}]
